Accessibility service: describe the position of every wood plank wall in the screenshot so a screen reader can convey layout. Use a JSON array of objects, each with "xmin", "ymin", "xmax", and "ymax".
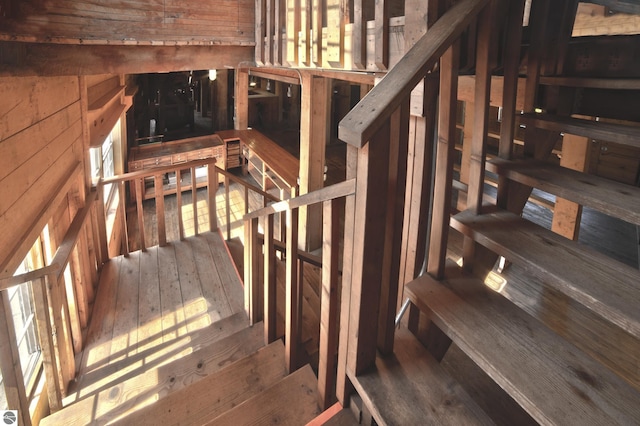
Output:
[{"xmin": 0, "ymin": 0, "xmax": 255, "ymax": 46}]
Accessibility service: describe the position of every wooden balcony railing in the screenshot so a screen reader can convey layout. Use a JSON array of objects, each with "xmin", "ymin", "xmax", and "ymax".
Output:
[
  {"xmin": 103, "ymin": 158, "xmax": 280, "ymax": 254},
  {"xmin": 334, "ymin": 0, "xmax": 490, "ymax": 403},
  {"xmin": 242, "ymin": 178, "xmax": 356, "ymax": 410}
]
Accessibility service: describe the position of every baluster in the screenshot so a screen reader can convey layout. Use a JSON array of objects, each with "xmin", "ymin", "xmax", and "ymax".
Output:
[
  {"xmin": 244, "ymin": 217, "xmax": 262, "ymax": 325},
  {"xmin": 285, "ymin": 207, "xmax": 301, "ymax": 372},
  {"xmin": 135, "ymin": 178, "xmax": 146, "ymax": 251},
  {"xmin": 191, "ymin": 166, "xmax": 198, "ymax": 236},
  {"xmin": 32, "ymin": 276, "xmax": 62, "ymax": 412},
  {"xmin": 207, "ymin": 162, "xmax": 217, "ymax": 233},
  {"xmin": 154, "ymin": 174, "xmax": 167, "ymax": 247},
  {"xmin": 264, "ymin": 214, "xmax": 277, "ymax": 344},
  {"xmin": 95, "ymin": 183, "xmax": 109, "ymax": 263},
  {"xmin": 225, "ymin": 175, "xmax": 231, "ymax": 240},
  {"xmin": 318, "ymin": 197, "xmax": 342, "ymax": 410},
  {"xmin": 118, "ymin": 180, "xmax": 129, "ymax": 256},
  {"xmin": 176, "ymin": 168, "xmax": 184, "ymax": 240}
]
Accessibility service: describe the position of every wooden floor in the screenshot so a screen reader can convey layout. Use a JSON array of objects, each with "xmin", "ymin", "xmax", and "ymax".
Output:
[{"xmin": 64, "ymin": 231, "xmax": 245, "ymax": 415}]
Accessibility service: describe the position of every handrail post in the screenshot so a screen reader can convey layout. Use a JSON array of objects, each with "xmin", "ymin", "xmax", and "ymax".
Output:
[
  {"xmin": 154, "ymin": 173, "xmax": 167, "ymax": 247},
  {"xmin": 244, "ymin": 217, "xmax": 262, "ymax": 325},
  {"xmin": 225, "ymin": 175, "xmax": 231, "ymax": 240},
  {"xmin": 191, "ymin": 166, "xmax": 198, "ymax": 236},
  {"xmin": 32, "ymin": 275, "xmax": 63, "ymax": 412},
  {"xmin": 176, "ymin": 167, "xmax": 185, "ymax": 240},
  {"xmin": 135, "ymin": 178, "xmax": 146, "ymax": 251},
  {"xmin": 318, "ymin": 197, "xmax": 342, "ymax": 410},
  {"xmin": 118, "ymin": 181, "xmax": 130, "ymax": 256},
  {"xmin": 207, "ymin": 162, "xmax": 217, "ymax": 232},
  {"xmin": 264, "ymin": 214, "xmax": 277, "ymax": 344},
  {"xmin": 94, "ymin": 183, "xmax": 109, "ymax": 264},
  {"xmin": 285, "ymin": 207, "xmax": 301, "ymax": 373}
]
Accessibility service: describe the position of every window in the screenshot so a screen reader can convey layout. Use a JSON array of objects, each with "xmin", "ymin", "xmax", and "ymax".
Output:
[
  {"xmin": 0, "ymin": 235, "xmax": 47, "ymax": 408},
  {"xmin": 90, "ymin": 118, "xmax": 121, "ymax": 205}
]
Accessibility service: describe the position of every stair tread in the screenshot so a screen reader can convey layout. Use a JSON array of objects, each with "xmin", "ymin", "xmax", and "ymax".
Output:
[
  {"xmin": 113, "ymin": 340, "xmax": 288, "ymax": 426},
  {"xmin": 520, "ymin": 113, "xmax": 640, "ymax": 149},
  {"xmin": 319, "ymin": 408, "xmax": 360, "ymax": 426},
  {"xmin": 405, "ymin": 269, "xmax": 640, "ymax": 425},
  {"xmin": 451, "ymin": 208, "xmax": 640, "ymax": 338},
  {"xmin": 486, "ymin": 158, "xmax": 640, "ymax": 225},
  {"xmin": 42, "ymin": 323, "xmax": 264, "ymax": 426},
  {"xmin": 348, "ymin": 327, "xmax": 494, "ymax": 426},
  {"xmin": 205, "ymin": 364, "xmax": 321, "ymax": 425}
]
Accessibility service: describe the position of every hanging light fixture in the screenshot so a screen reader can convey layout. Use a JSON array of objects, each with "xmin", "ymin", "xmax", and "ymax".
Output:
[
  {"xmin": 249, "ymin": 75, "xmax": 257, "ymax": 87},
  {"xmin": 287, "ymin": 85, "xmax": 292, "ymax": 98},
  {"xmin": 208, "ymin": 69, "xmax": 217, "ymax": 81},
  {"xmin": 266, "ymin": 79, "xmax": 272, "ymax": 91}
]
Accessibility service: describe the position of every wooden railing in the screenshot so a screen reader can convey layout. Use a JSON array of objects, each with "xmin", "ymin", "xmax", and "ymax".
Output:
[
  {"xmin": 334, "ymin": 0, "xmax": 490, "ymax": 403},
  {"xmin": 0, "ymin": 187, "xmax": 107, "ymax": 422},
  {"xmin": 102, "ymin": 158, "xmax": 280, "ymax": 253},
  {"xmin": 242, "ymin": 179, "xmax": 356, "ymax": 410}
]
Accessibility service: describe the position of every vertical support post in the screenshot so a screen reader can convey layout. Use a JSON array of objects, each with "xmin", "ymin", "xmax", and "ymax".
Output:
[
  {"xmin": 426, "ymin": 40, "xmax": 460, "ymax": 279},
  {"xmin": 32, "ymin": 276, "xmax": 62, "ymax": 412},
  {"xmin": 256, "ymin": 0, "xmax": 267, "ymax": 65},
  {"xmin": 95, "ymin": 183, "xmax": 109, "ymax": 263},
  {"xmin": 318, "ymin": 198, "xmax": 342, "ymax": 410},
  {"xmin": 264, "ymin": 215, "xmax": 277, "ymax": 344},
  {"xmin": 347, "ymin": 122, "xmax": 392, "ymax": 376},
  {"xmin": 225, "ymin": 175, "xmax": 231, "ymax": 240},
  {"xmin": 353, "ymin": 0, "xmax": 373, "ymax": 69},
  {"xmin": 266, "ymin": 0, "xmax": 275, "ymax": 65},
  {"xmin": 299, "ymin": 74, "xmax": 331, "ymax": 251},
  {"xmin": 326, "ymin": 0, "xmax": 345, "ymax": 67},
  {"xmin": 377, "ymin": 99, "xmax": 410, "ymax": 354},
  {"xmin": 300, "ymin": 0, "xmax": 311, "ymax": 65},
  {"xmin": 154, "ymin": 174, "xmax": 167, "ymax": 247},
  {"xmin": 374, "ymin": 0, "xmax": 389, "ymax": 69},
  {"xmin": 118, "ymin": 181, "xmax": 130, "ymax": 256},
  {"xmin": 312, "ymin": 0, "xmax": 323, "ymax": 65},
  {"xmin": 191, "ymin": 166, "xmax": 198, "ymax": 236},
  {"xmin": 244, "ymin": 217, "xmax": 262, "ymax": 325},
  {"xmin": 286, "ymin": 0, "xmax": 301, "ymax": 66},
  {"xmin": 285, "ymin": 207, "xmax": 301, "ymax": 373},
  {"xmin": 176, "ymin": 169, "xmax": 185, "ymax": 240},
  {"xmin": 235, "ymin": 69, "xmax": 249, "ymax": 130},
  {"xmin": 336, "ymin": 145, "xmax": 357, "ymax": 404},
  {"xmin": 275, "ymin": 0, "xmax": 285, "ymax": 65},
  {"xmin": 135, "ymin": 178, "xmax": 146, "ymax": 252},
  {"xmin": 207, "ymin": 162, "xmax": 217, "ymax": 233}
]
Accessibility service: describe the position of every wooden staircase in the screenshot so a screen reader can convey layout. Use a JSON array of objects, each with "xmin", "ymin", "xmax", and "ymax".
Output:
[
  {"xmin": 400, "ymin": 109, "xmax": 640, "ymax": 424},
  {"xmin": 41, "ymin": 313, "xmax": 324, "ymax": 425}
]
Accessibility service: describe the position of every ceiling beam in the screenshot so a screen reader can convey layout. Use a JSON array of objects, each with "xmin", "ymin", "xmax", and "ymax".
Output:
[{"xmin": 0, "ymin": 42, "xmax": 253, "ymax": 76}]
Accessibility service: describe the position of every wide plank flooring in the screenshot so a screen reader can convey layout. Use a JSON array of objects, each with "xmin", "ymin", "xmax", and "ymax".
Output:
[{"xmin": 66, "ymin": 232, "xmax": 245, "ymax": 408}]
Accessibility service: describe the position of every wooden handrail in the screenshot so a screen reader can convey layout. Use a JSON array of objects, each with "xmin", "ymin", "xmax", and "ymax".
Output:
[
  {"xmin": 244, "ymin": 179, "xmax": 356, "ymax": 221},
  {"xmin": 338, "ymin": 0, "xmax": 489, "ymax": 147}
]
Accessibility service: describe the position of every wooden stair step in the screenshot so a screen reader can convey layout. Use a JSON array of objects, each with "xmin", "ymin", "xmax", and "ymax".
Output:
[
  {"xmin": 71, "ymin": 311, "xmax": 251, "ymax": 398},
  {"xmin": 405, "ymin": 268, "xmax": 640, "ymax": 425},
  {"xmin": 113, "ymin": 340, "xmax": 288, "ymax": 426},
  {"xmin": 520, "ymin": 113, "xmax": 640, "ymax": 149},
  {"xmin": 486, "ymin": 158, "xmax": 640, "ymax": 225},
  {"xmin": 42, "ymin": 323, "xmax": 264, "ymax": 426},
  {"xmin": 347, "ymin": 327, "xmax": 494, "ymax": 426},
  {"xmin": 205, "ymin": 364, "xmax": 321, "ymax": 425},
  {"xmin": 451, "ymin": 209, "xmax": 640, "ymax": 339},
  {"xmin": 316, "ymin": 408, "xmax": 360, "ymax": 426}
]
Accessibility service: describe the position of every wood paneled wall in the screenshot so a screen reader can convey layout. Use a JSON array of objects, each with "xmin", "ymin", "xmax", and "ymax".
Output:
[
  {"xmin": 0, "ymin": 0, "xmax": 255, "ymax": 46},
  {"xmin": 0, "ymin": 76, "xmax": 84, "ymax": 276}
]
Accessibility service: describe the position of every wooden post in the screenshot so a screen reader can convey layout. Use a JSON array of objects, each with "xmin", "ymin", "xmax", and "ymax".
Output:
[
  {"xmin": 176, "ymin": 169, "xmax": 185, "ymax": 240},
  {"xmin": 32, "ymin": 276, "xmax": 62, "ymax": 412},
  {"xmin": 326, "ymin": 0, "xmax": 345, "ymax": 67},
  {"xmin": 299, "ymin": 73, "xmax": 331, "ymax": 251},
  {"xmin": 135, "ymin": 178, "xmax": 146, "ymax": 251},
  {"xmin": 377, "ymin": 99, "xmax": 410, "ymax": 354},
  {"xmin": 95, "ymin": 184, "xmax": 110, "ymax": 263},
  {"xmin": 264, "ymin": 214, "xmax": 277, "ymax": 344},
  {"xmin": 244, "ymin": 218, "xmax": 262, "ymax": 325},
  {"xmin": 285, "ymin": 207, "xmax": 301, "ymax": 373},
  {"xmin": 191, "ymin": 166, "xmax": 198, "ymax": 236},
  {"xmin": 318, "ymin": 198, "xmax": 341, "ymax": 410},
  {"xmin": 207, "ymin": 162, "xmax": 217, "ymax": 233},
  {"xmin": 256, "ymin": 0, "xmax": 267, "ymax": 65},
  {"xmin": 225, "ymin": 175, "xmax": 231, "ymax": 240},
  {"xmin": 286, "ymin": 0, "xmax": 301, "ymax": 66},
  {"xmin": 312, "ymin": 0, "xmax": 323, "ymax": 66},
  {"xmin": 275, "ymin": 0, "xmax": 285, "ymax": 65},
  {"xmin": 118, "ymin": 181, "xmax": 129, "ymax": 256},
  {"xmin": 300, "ymin": 0, "xmax": 310, "ymax": 65},
  {"xmin": 154, "ymin": 174, "xmax": 167, "ymax": 247},
  {"xmin": 336, "ymin": 145, "xmax": 357, "ymax": 404},
  {"xmin": 216, "ymin": 70, "xmax": 230, "ymax": 131},
  {"xmin": 0, "ymin": 291, "xmax": 32, "ymax": 425},
  {"xmin": 347, "ymin": 121, "xmax": 392, "ymax": 376},
  {"xmin": 235, "ymin": 69, "xmax": 249, "ymax": 130},
  {"xmin": 426, "ymin": 40, "xmax": 460, "ymax": 279},
  {"xmin": 374, "ymin": 0, "xmax": 389, "ymax": 69},
  {"xmin": 353, "ymin": 0, "xmax": 374, "ymax": 69}
]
